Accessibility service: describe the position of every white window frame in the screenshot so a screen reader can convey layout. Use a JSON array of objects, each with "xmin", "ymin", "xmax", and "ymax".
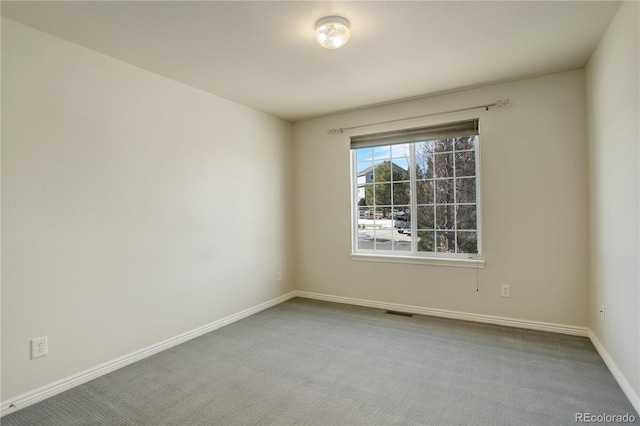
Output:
[{"xmin": 350, "ymin": 122, "xmax": 485, "ymax": 269}]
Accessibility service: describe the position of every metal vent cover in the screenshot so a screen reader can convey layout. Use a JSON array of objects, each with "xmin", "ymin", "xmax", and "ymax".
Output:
[{"xmin": 385, "ymin": 310, "xmax": 413, "ymax": 318}]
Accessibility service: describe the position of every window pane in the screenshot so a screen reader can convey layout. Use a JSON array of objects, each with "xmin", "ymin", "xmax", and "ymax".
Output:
[
  {"xmin": 393, "ymin": 209, "xmax": 411, "ymax": 249},
  {"xmin": 435, "ymin": 205, "xmax": 455, "ymax": 229},
  {"xmin": 416, "ymin": 155, "xmax": 434, "ymax": 179},
  {"xmin": 391, "ymin": 144, "xmax": 410, "ymax": 168},
  {"xmin": 392, "ymin": 207, "xmax": 410, "ymax": 221},
  {"xmin": 454, "ymin": 137, "xmax": 476, "ymax": 151},
  {"xmin": 360, "ymin": 184, "xmax": 374, "ymax": 206},
  {"xmin": 373, "ymin": 183, "xmax": 392, "ymax": 206},
  {"xmin": 457, "ymin": 231, "xmax": 478, "ymax": 254},
  {"xmin": 417, "ymin": 231, "xmax": 435, "ymax": 252},
  {"xmin": 435, "ymin": 179, "xmax": 454, "ymax": 204},
  {"xmin": 373, "ymin": 146, "xmax": 391, "ymax": 160},
  {"xmin": 434, "ymin": 153, "xmax": 454, "ymax": 178},
  {"xmin": 434, "ymin": 139, "xmax": 453, "ymax": 152},
  {"xmin": 416, "ymin": 140, "xmax": 435, "ymax": 153},
  {"xmin": 373, "ymin": 162, "xmax": 392, "ymax": 183},
  {"xmin": 378, "ymin": 206, "xmax": 392, "ymax": 219},
  {"xmin": 416, "ymin": 180, "xmax": 434, "ymax": 204},
  {"xmin": 455, "ymin": 151, "xmax": 475, "ymax": 177},
  {"xmin": 416, "ymin": 142, "xmax": 433, "ymax": 179},
  {"xmin": 392, "ymin": 182, "xmax": 410, "ymax": 204},
  {"xmin": 456, "ymin": 205, "xmax": 477, "ymax": 230},
  {"xmin": 374, "ymin": 218, "xmax": 394, "ymax": 250},
  {"xmin": 456, "ymin": 178, "xmax": 476, "ymax": 204},
  {"xmin": 356, "ymin": 161, "xmax": 374, "ymax": 203},
  {"xmin": 357, "ymin": 208, "xmax": 374, "ymax": 250},
  {"xmin": 393, "ymin": 228, "xmax": 412, "ymax": 251},
  {"xmin": 356, "ymin": 147, "xmax": 374, "ymax": 162},
  {"xmin": 391, "ymin": 143, "xmax": 410, "ymax": 155},
  {"xmin": 357, "ymin": 233, "xmax": 374, "ymax": 250},
  {"xmin": 357, "ymin": 161, "xmax": 373, "ymax": 174},
  {"xmin": 375, "ymin": 237, "xmax": 392, "ymax": 250},
  {"xmin": 393, "ymin": 206, "xmax": 411, "ymax": 235},
  {"xmin": 357, "ymin": 206, "xmax": 369, "ymax": 219},
  {"xmin": 435, "ymin": 231, "xmax": 455, "ymax": 253},
  {"xmin": 417, "ymin": 205, "xmax": 434, "ymax": 229},
  {"xmin": 391, "ymin": 164, "xmax": 410, "ymax": 181}
]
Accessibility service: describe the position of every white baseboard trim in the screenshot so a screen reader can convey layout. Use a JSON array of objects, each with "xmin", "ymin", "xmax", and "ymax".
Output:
[
  {"xmin": 588, "ymin": 331, "xmax": 640, "ymax": 414},
  {"xmin": 0, "ymin": 291, "xmax": 297, "ymax": 417},
  {"xmin": 294, "ymin": 291, "xmax": 590, "ymax": 337}
]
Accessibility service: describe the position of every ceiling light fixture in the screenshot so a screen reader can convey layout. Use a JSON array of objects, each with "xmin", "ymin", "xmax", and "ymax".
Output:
[{"xmin": 315, "ymin": 16, "xmax": 350, "ymax": 49}]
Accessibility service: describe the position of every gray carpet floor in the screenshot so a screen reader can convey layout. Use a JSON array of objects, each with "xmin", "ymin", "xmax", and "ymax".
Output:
[{"xmin": 2, "ymin": 297, "xmax": 638, "ymax": 425}]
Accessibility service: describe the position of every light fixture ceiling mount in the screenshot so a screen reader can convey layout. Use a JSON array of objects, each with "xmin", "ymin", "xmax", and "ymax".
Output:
[{"xmin": 315, "ymin": 16, "xmax": 351, "ymax": 50}]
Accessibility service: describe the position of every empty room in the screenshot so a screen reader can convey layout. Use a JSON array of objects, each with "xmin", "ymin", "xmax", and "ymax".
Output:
[{"xmin": 1, "ymin": 1, "xmax": 638, "ymax": 425}]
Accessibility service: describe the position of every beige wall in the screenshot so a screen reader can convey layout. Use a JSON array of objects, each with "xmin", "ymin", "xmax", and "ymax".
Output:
[
  {"xmin": 1, "ymin": 18, "xmax": 294, "ymax": 401},
  {"xmin": 586, "ymin": 1, "xmax": 640, "ymax": 403},
  {"xmin": 293, "ymin": 70, "xmax": 589, "ymax": 327}
]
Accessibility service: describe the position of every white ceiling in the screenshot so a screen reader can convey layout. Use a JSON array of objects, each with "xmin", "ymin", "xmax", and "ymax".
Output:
[{"xmin": 1, "ymin": 1, "xmax": 621, "ymax": 122}]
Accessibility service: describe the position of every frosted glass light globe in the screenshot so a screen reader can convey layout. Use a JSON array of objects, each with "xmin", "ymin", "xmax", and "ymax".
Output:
[{"xmin": 315, "ymin": 16, "xmax": 350, "ymax": 49}]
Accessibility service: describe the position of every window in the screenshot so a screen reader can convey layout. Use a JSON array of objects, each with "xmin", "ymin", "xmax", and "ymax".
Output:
[{"xmin": 351, "ymin": 119, "xmax": 482, "ymax": 265}]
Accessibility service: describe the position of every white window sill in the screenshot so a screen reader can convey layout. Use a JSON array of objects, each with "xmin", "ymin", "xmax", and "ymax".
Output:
[{"xmin": 350, "ymin": 253, "xmax": 485, "ymax": 269}]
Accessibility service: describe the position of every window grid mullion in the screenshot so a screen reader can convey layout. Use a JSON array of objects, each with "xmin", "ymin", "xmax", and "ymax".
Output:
[
  {"xmin": 372, "ymin": 167, "xmax": 377, "ymax": 249},
  {"xmin": 352, "ymin": 152, "xmax": 358, "ymax": 252},
  {"xmin": 389, "ymin": 159, "xmax": 394, "ymax": 251},
  {"xmin": 452, "ymin": 139, "xmax": 458, "ymax": 253},
  {"xmin": 409, "ymin": 144, "xmax": 417, "ymax": 253}
]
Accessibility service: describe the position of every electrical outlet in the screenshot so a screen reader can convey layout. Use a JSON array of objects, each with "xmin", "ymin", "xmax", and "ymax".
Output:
[
  {"xmin": 600, "ymin": 305, "xmax": 605, "ymax": 322},
  {"xmin": 31, "ymin": 336, "xmax": 48, "ymax": 359},
  {"xmin": 277, "ymin": 271, "xmax": 282, "ymax": 281},
  {"xmin": 501, "ymin": 284, "xmax": 511, "ymax": 298}
]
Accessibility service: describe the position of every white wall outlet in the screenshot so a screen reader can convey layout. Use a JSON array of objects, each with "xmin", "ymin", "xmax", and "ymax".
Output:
[
  {"xmin": 277, "ymin": 271, "xmax": 282, "ymax": 281},
  {"xmin": 501, "ymin": 284, "xmax": 511, "ymax": 298},
  {"xmin": 31, "ymin": 336, "xmax": 48, "ymax": 359},
  {"xmin": 600, "ymin": 305, "xmax": 605, "ymax": 322}
]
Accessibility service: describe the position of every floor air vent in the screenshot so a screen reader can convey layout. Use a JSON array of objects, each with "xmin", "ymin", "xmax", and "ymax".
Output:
[{"xmin": 385, "ymin": 310, "xmax": 413, "ymax": 318}]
